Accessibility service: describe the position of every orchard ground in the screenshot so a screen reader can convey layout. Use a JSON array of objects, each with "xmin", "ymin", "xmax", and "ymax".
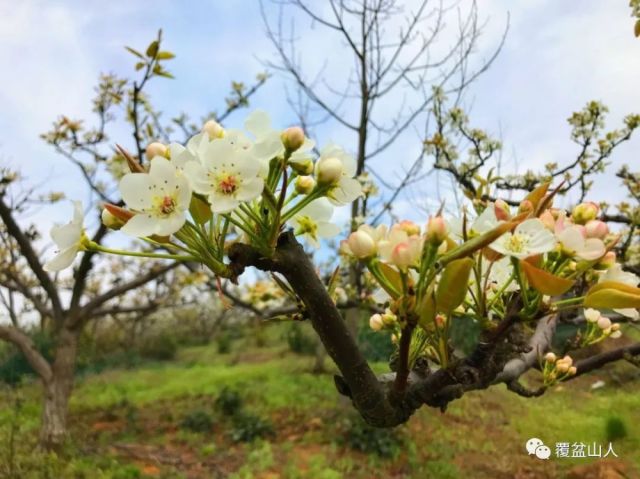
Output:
[{"xmin": 1, "ymin": 322, "xmax": 639, "ymax": 479}]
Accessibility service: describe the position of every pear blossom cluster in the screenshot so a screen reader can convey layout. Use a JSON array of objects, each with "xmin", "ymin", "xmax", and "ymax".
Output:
[
  {"xmin": 44, "ymin": 111, "xmax": 363, "ymax": 279},
  {"xmin": 340, "ymin": 185, "xmax": 639, "ymax": 373},
  {"xmin": 542, "ymin": 353, "xmax": 577, "ymax": 387}
]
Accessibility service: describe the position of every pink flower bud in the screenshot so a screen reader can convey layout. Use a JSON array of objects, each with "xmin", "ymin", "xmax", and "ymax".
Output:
[
  {"xmin": 584, "ymin": 220, "xmax": 609, "ymax": 239},
  {"xmin": 556, "ymin": 361, "xmax": 569, "ymax": 373},
  {"xmin": 518, "ymin": 200, "xmax": 534, "ymax": 214},
  {"xmin": 426, "ymin": 216, "xmax": 448, "ymax": 244},
  {"xmin": 494, "ymin": 200, "xmax": 511, "ymax": 221},
  {"xmin": 391, "ymin": 242, "xmax": 413, "ymax": 269},
  {"xmin": 347, "ymin": 230, "xmax": 376, "ymax": 258},
  {"xmin": 202, "ymin": 120, "xmax": 224, "ymax": 139},
  {"xmin": 281, "ymin": 126, "xmax": 305, "ymax": 151},
  {"xmin": 145, "ymin": 142, "xmax": 167, "ymax": 160},
  {"xmin": 572, "ymin": 202, "xmax": 599, "ymax": 224},
  {"xmin": 295, "ymin": 175, "xmax": 315, "ymax": 194},
  {"xmin": 597, "ymin": 316, "xmax": 612, "ymax": 330},
  {"xmin": 568, "ymin": 366, "xmax": 577, "ymax": 376},
  {"xmin": 369, "ymin": 314, "xmax": 384, "ymax": 331},
  {"xmin": 545, "ymin": 352, "xmax": 557, "ymax": 363},
  {"xmin": 316, "ymin": 157, "xmax": 343, "ymax": 185}
]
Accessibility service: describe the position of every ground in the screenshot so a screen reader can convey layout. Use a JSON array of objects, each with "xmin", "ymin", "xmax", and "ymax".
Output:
[{"xmin": 1, "ymin": 326, "xmax": 639, "ymax": 479}]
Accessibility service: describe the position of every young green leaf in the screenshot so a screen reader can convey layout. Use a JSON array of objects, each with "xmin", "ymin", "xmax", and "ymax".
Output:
[{"xmin": 435, "ymin": 257, "xmax": 474, "ymax": 313}]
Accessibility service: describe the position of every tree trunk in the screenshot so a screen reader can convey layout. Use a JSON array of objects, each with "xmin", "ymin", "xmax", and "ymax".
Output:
[{"xmin": 39, "ymin": 327, "xmax": 78, "ymax": 452}]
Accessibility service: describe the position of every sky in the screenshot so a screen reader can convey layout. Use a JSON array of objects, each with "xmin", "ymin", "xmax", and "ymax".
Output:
[{"xmin": 0, "ymin": 0, "xmax": 638, "ymax": 231}]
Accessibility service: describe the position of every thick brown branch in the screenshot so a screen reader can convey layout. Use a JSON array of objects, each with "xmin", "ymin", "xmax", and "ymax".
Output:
[{"xmin": 0, "ymin": 325, "xmax": 52, "ymax": 382}]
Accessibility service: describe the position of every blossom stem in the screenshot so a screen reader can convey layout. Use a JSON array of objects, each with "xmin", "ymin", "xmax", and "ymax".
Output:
[{"xmin": 89, "ymin": 243, "xmax": 196, "ymax": 262}]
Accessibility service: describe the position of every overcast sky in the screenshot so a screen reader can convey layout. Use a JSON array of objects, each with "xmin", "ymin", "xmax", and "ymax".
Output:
[{"xmin": 0, "ymin": 0, "xmax": 638, "ymax": 229}]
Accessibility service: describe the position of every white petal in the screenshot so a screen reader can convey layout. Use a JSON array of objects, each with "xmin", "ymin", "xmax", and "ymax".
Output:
[
  {"xmin": 245, "ymin": 110, "xmax": 272, "ymax": 137},
  {"xmin": 472, "ymin": 205, "xmax": 499, "ymax": 234},
  {"xmin": 557, "ymin": 227, "xmax": 583, "ymax": 251},
  {"xmin": 578, "ymin": 238, "xmax": 606, "ymax": 261},
  {"xmin": 72, "ymin": 201, "xmax": 84, "ymax": 224},
  {"xmin": 120, "ymin": 173, "xmax": 153, "ymax": 210},
  {"xmin": 328, "ymin": 177, "xmax": 362, "ymax": 205},
  {"xmin": 300, "ymin": 198, "xmax": 334, "ymax": 222},
  {"xmin": 154, "ymin": 214, "xmax": 186, "ymax": 236},
  {"xmin": 149, "ymin": 157, "xmax": 179, "ymax": 193},
  {"xmin": 183, "ymin": 161, "xmax": 209, "ymax": 194},
  {"xmin": 121, "ymin": 214, "xmax": 157, "ymax": 237},
  {"xmin": 44, "ymin": 246, "xmax": 78, "ymax": 272},
  {"xmin": 236, "ymin": 178, "xmax": 264, "ymax": 201},
  {"xmin": 176, "ymin": 176, "xmax": 193, "ymax": 210},
  {"xmin": 50, "ymin": 222, "xmax": 81, "ymax": 250},
  {"xmin": 210, "ymin": 194, "xmax": 239, "ymax": 213},
  {"xmin": 317, "ymin": 222, "xmax": 341, "ymax": 238},
  {"xmin": 614, "ymin": 308, "xmax": 639, "ymax": 320}
]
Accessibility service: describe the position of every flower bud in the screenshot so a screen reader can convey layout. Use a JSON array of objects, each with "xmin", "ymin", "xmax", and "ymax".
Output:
[
  {"xmin": 556, "ymin": 361, "xmax": 570, "ymax": 373},
  {"xmin": 316, "ymin": 157, "xmax": 343, "ymax": 185},
  {"xmin": 369, "ymin": 314, "xmax": 384, "ymax": 331},
  {"xmin": 346, "ymin": 230, "xmax": 376, "ymax": 258},
  {"xmin": 597, "ymin": 316, "xmax": 612, "ymax": 330},
  {"xmin": 398, "ymin": 220, "xmax": 420, "ymax": 236},
  {"xmin": 597, "ymin": 251, "xmax": 616, "ymax": 269},
  {"xmin": 381, "ymin": 309, "xmax": 397, "ymax": 326},
  {"xmin": 101, "ymin": 208, "xmax": 123, "ymax": 230},
  {"xmin": 202, "ymin": 120, "xmax": 224, "ymax": 139},
  {"xmin": 390, "ymin": 242, "xmax": 413, "ymax": 269},
  {"xmin": 145, "ymin": 142, "xmax": 168, "ymax": 160},
  {"xmin": 572, "ymin": 202, "xmax": 599, "ymax": 224},
  {"xmin": 290, "ymin": 159, "xmax": 314, "ymax": 175},
  {"xmin": 295, "ymin": 175, "xmax": 315, "ymax": 195},
  {"xmin": 281, "ymin": 126, "xmax": 305, "ymax": 152},
  {"xmin": 611, "ymin": 323, "xmax": 620, "ymax": 332},
  {"xmin": 584, "ymin": 220, "xmax": 609, "ymax": 239},
  {"xmin": 584, "ymin": 308, "xmax": 600, "ymax": 323},
  {"xmin": 391, "ymin": 333, "xmax": 399, "ymax": 344},
  {"xmin": 426, "ymin": 216, "xmax": 448, "ymax": 245},
  {"xmin": 518, "ymin": 200, "xmax": 534, "ymax": 214},
  {"xmin": 568, "ymin": 366, "xmax": 577, "ymax": 376},
  {"xmin": 561, "ymin": 355, "xmax": 573, "ymax": 366},
  {"xmin": 545, "ymin": 352, "xmax": 557, "ymax": 363},
  {"xmin": 494, "ymin": 200, "xmax": 511, "ymax": 221},
  {"xmin": 610, "ymin": 330, "xmax": 622, "ymax": 339}
]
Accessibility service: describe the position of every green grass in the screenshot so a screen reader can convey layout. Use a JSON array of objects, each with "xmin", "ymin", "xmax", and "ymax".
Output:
[{"xmin": 2, "ymin": 339, "xmax": 640, "ymax": 479}]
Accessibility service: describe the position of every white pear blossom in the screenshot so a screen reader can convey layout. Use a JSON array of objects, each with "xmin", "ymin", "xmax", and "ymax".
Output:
[
  {"xmin": 556, "ymin": 225, "xmax": 605, "ymax": 261},
  {"xmin": 119, "ymin": 157, "xmax": 192, "ymax": 237},
  {"xmin": 599, "ymin": 264, "xmax": 640, "ymax": 320},
  {"xmin": 184, "ymin": 136, "xmax": 264, "ymax": 214},
  {"xmin": 315, "ymin": 144, "xmax": 362, "ymax": 205},
  {"xmin": 490, "ymin": 219, "xmax": 556, "ymax": 259},
  {"xmin": 378, "ymin": 226, "xmax": 423, "ymax": 269},
  {"xmin": 289, "ymin": 198, "xmax": 340, "ymax": 247},
  {"xmin": 448, "ymin": 203, "xmax": 502, "ymax": 239},
  {"xmin": 44, "ymin": 201, "xmax": 86, "ymax": 272}
]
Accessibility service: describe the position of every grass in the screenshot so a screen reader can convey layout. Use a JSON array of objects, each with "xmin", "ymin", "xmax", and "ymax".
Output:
[{"xmin": 2, "ymin": 331, "xmax": 639, "ymax": 478}]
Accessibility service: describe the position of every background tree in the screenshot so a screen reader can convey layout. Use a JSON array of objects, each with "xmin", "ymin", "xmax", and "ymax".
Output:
[{"xmin": 0, "ymin": 31, "xmax": 267, "ymax": 451}]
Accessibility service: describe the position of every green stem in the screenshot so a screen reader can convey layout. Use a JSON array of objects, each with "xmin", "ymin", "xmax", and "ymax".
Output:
[{"xmin": 90, "ymin": 243, "xmax": 196, "ymax": 261}]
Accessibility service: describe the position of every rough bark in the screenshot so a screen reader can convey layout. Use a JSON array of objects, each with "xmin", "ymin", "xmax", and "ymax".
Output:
[{"xmin": 39, "ymin": 327, "xmax": 79, "ymax": 451}]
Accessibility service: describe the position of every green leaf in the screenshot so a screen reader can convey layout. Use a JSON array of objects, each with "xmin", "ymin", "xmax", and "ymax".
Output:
[
  {"xmin": 157, "ymin": 51, "xmax": 176, "ymax": 60},
  {"xmin": 189, "ymin": 195, "xmax": 212, "ymax": 224},
  {"xmin": 520, "ymin": 261, "xmax": 575, "ymax": 295},
  {"xmin": 416, "ymin": 291, "xmax": 436, "ymax": 331},
  {"xmin": 377, "ymin": 262, "xmax": 402, "ymax": 299},
  {"xmin": 435, "ymin": 258, "xmax": 474, "ymax": 313},
  {"xmin": 125, "ymin": 46, "xmax": 145, "ymax": 59},
  {"xmin": 134, "ymin": 62, "xmax": 145, "ymax": 71},
  {"xmin": 146, "ymin": 40, "xmax": 159, "ymax": 58},
  {"xmin": 584, "ymin": 289, "xmax": 640, "ymax": 309},
  {"xmin": 635, "ymin": 19, "xmax": 640, "ymax": 38},
  {"xmin": 584, "ymin": 280, "xmax": 640, "ymax": 309}
]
